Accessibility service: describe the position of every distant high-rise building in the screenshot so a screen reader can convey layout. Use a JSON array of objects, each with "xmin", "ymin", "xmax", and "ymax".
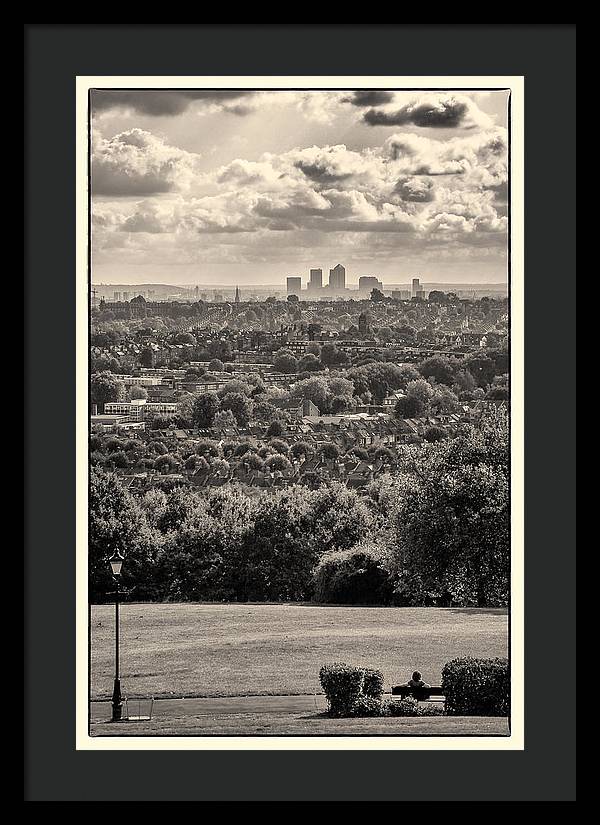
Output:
[
  {"xmin": 122, "ymin": 291, "xmax": 129, "ymax": 302},
  {"xmin": 287, "ymin": 277, "xmax": 302, "ymax": 296},
  {"xmin": 329, "ymin": 264, "xmax": 346, "ymax": 290},
  {"xmin": 309, "ymin": 268, "xmax": 323, "ymax": 291},
  {"xmin": 113, "ymin": 291, "xmax": 121, "ymax": 302},
  {"xmin": 412, "ymin": 277, "xmax": 421, "ymax": 298},
  {"xmin": 392, "ymin": 290, "xmax": 411, "ymax": 300},
  {"xmin": 235, "ymin": 286, "xmax": 240, "ymax": 303},
  {"xmin": 359, "ymin": 276, "xmax": 383, "ymax": 294},
  {"xmin": 213, "ymin": 291, "xmax": 223, "ymax": 302}
]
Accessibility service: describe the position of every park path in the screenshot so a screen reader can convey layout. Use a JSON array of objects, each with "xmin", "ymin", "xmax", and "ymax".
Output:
[{"xmin": 91, "ymin": 693, "xmax": 328, "ymax": 722}]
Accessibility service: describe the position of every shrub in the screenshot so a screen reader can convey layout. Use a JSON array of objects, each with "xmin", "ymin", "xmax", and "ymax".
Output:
[
  {"xmin": 351, "ymin": 696, "xmax": 385, "ymax": 718},
  {"xmin": 416, "ymin": 703, "xmax": 445, "ymax": 717},
  {"xmin": 361, "ymin": 668, "xmax": 385, "ymax": 699},
  {"xmin": 442, "ymin": 657, "xmax": 509, "ymax": 716},
  {"xmin": 319, "ymin": 663, "xmax": 364, "ymax": 717},
  {"xmin": 387, "ymin": 695, "xmax": 419, "ymax": 717}
]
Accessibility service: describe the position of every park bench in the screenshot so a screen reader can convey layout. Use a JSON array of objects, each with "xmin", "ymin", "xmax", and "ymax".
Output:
[{"xmin": 391, "ymin": 685, "xmax": 445, "ymax": 701}]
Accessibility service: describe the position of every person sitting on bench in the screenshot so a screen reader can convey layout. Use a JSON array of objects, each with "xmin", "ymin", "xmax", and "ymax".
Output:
[{"xmin": 405, "ymin": 671, "xmax": 431, "ymax": 689}]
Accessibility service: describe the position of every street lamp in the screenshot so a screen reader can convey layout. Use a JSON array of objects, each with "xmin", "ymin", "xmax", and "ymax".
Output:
[{"xmin": 108, "ymin": 551, "xmax": 125, "ymax": 722}]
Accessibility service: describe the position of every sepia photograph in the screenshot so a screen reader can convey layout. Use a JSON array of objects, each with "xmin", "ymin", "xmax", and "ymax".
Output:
[{"xmin": 81, "ymin": 78, "xmax": 521, "ymax": 745}]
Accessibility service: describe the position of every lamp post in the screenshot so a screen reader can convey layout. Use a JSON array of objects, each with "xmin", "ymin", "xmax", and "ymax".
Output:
[{"xmin": 108, "ymin": 551, "xmax": 124, "ymax": 722}]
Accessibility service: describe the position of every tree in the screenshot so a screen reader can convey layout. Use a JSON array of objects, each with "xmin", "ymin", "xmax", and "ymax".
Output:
[
  {"xmin": 154, "ymin": 453, "xmax": 181, "ymax": 474},
  {"xmin": 423, "ymin": 425, "xmax": 448, "ymax": 442},
  {"xmin": 290, "ymin": 441, "xmax": 312, "ymax": 460},
  {"xmin": 128, "ymin": 385, "xmax": 148, "ymax": 400},
  {"xmin": 268, "ymin": 439, "xmax": 290, "ymax": 456},
  {"xmin": 90, "ymin": 372, "xmax": 125, "ymax": 413},
  {"xmin": 394, "ymin": 379, "xmax": 434, "ymax": 418},
  {"xmin": 89, "ymin": 467, "xmax": 161, "ymax": 601},
  {"xmin": 217, "ymin": 379, "xmax": 251, "ymax": 398},
  {"xmin": 370, "ymin": 288, "xmax": 386, "ymax": 302},
  {"xmin": 319, "ymin": 443, "xmax": 340, "ymax": 461},
  {"xmin": 220, "ymin": 392, "xmax": 252, "ymax": 427},
  {"xmin": 290, "ymin": 376, "xmax": 330, "ymax": 411},
  {"xmin": 331, "ymin": 395, "xmax": 352, "ymax": 413},
  {"xmin": 298, "ymin": 353, "xmax": 323, "ymax": 373},
  {"xmin": 320, "ymin": 343, "xmax": 349, "ymax": 367},
  {"xmin": 213, "ymin": 409, "xmax": 237, "ymax": 427},
  {"xmin": 254, "ymin": 401, "xmax": 282, "ymax": 424},
  {"xmin": 386, "ymin": 411, "xmax": 509, "ymax": 606},
  {"xmin": 191, "ymin": 392, "xmax": 219, "ymax": 428},
  {"xmin": 273, "ymin": 349, "xmax": 298, "ymax": 374},
  {"xmin": 419, "ymin": 356, "xmax": 456, "ymax": 387},
  {"xmin": 264, "ymin": 454, "xmax": 293, "ymax": 473},
  {"xmin": 287, "ymin": 294, "xmax": 299, "ymax": 304},
  {"xmin": 174, "ymin": 332, "xmax": 195, "ymax": 345},
  {"xmin": 430, "ymin": 384, "xmax": 460, "ymax": 415},
  {"xmin": 208, "ymin": 358, "xmax": 224, "ymax": 372},
  {"xmin": 195, "ymin": 440, "xmax": 220, "ymax": 458},
  {"xmin": 266, "ymin": 420, "xmax": 285, "ymax": 438}
]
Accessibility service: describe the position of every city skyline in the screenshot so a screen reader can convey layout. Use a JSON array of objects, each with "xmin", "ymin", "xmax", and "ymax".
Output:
[{"xmin": 91, "ymin": 89, "xmax": 509, "ymax": 286}]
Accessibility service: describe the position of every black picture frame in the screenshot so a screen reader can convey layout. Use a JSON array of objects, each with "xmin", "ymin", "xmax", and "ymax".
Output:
[{"xmin": 25, "ymin": 23, "xmax": 576, "ymax": 802}]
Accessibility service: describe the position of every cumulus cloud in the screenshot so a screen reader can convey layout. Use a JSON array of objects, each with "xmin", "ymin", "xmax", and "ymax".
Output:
[
  {"xmin": 93, "ymin": 125, "xmax": 508, "ymax": 252},
  {"xmin": 362, "ymin": 93, "xmax": 493, "ymax": 129},
  {"xmin": 394, "ymin": 176, "xmax": 435, "ymax": 202},
  {"xmin": 92, "ymin": 129, "xmax": 198, "ymax": 196},
  {"xmin": 91, "ymin": 90, "xmax": 254, "ymax": 117}
]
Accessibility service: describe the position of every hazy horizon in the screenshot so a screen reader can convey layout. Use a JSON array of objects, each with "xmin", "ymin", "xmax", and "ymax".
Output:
[{"xmin": 91, "ymin": 88, "xmax": 509, "ymax": 286}]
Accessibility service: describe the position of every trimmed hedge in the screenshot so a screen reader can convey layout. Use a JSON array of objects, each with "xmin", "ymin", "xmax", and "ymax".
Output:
[
  {"xmin": 319, "ymin": 663, "xmax": 365, "ymax": 717},
  {"xmin": 361, "ymin": 668, "xmax": 385, "ymax": 699},
  {"xmin": 442, "ymin": 657, "xmax": 509, "ymax": 716}
]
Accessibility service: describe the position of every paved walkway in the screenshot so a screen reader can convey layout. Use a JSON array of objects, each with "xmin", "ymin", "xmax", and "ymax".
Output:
[{"xmin": 91, "ymin": 693, "xmax": 329, "ymax": 721}]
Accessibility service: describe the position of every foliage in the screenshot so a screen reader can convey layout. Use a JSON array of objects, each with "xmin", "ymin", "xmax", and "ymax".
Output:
[
  {"xmin": 387, "ymin": 695, "xmax": 419, "ymax": 717},
  {"xmin": 313, "ymin": 546, "xmax": 394, "ymax": 605},
  {"xmin": 361, "ymin": 668, "xmax": 385, "ymax": 699},
  {"xmin": 351, "ymin": 696, "xmax": 385, "ymax": 717},
  {"xmin": 441, "ymin": 657, "xmax": 509, "ymax": 716},
  {"xmin": 319, "ymin": 663, "xmax": 365, "ymax": 717},
  {"xmin": 191, "ymin": 392, "xmax": 219, "ymax": 428}
]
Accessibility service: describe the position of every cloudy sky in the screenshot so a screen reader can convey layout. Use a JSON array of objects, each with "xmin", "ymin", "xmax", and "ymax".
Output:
[{"xmin": 91, "ymin": 88, "xmax": 509, "ymax": 287}]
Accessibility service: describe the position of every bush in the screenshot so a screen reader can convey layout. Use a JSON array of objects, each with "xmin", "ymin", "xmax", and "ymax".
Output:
[
  {"xmin": 361, "ymin": 668, "xmax": 384, "ymax": 699},
  {"xmin": 387, "ymin": 695, "xmax": 419, "ymax": 717},
  {"xmin": 351, "ymin": 696, "xmax": 385, "ymax": 718},
  {"xmin": 416, "ymin": 703, "xmax": 445, "ymax": 717},
  {"xmin": 319, "ymin": 663, "xmax": 365, "ymax": 717},
  {"xmin": 442, "ymin": 657, "xmax": 509, "ymax": 716}
]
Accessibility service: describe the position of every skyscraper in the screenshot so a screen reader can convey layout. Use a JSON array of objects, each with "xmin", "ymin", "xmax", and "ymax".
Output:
[
  {"xmin": 287, "ymin": 277, "xmax": 302, "ymax": 296},
  {"xmin": 309, "ymin": 268, "xmax": 323, "ymax": 291},
  {"xmin": 329, "ymin": 264, "xmax": 346, "ymax": 290},
  {"xmin": 358, "ymin": 276, "xmax": 383, "ymax": 295},
  {"xmin": 235, "ymin": 286, "xmax": 240, "ymax": 303},
  {"xmin": 412, "ymin": 277, "xmax": 420, "ymax": 298}
]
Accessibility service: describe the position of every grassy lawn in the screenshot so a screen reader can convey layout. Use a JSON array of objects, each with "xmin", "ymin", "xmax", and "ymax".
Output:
[
  {"xmin": 91, "ymin": 603, "xmax": 508, "ymax": 700},
  {"xmin": 90, "ymin": 711, "xmax": 510, "ymax": 737}
]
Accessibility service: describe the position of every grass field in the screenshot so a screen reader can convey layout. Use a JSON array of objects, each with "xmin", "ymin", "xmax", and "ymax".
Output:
[{"xmin": 90, "ymin": 603, "xmax": 508, "ymax": 700}]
